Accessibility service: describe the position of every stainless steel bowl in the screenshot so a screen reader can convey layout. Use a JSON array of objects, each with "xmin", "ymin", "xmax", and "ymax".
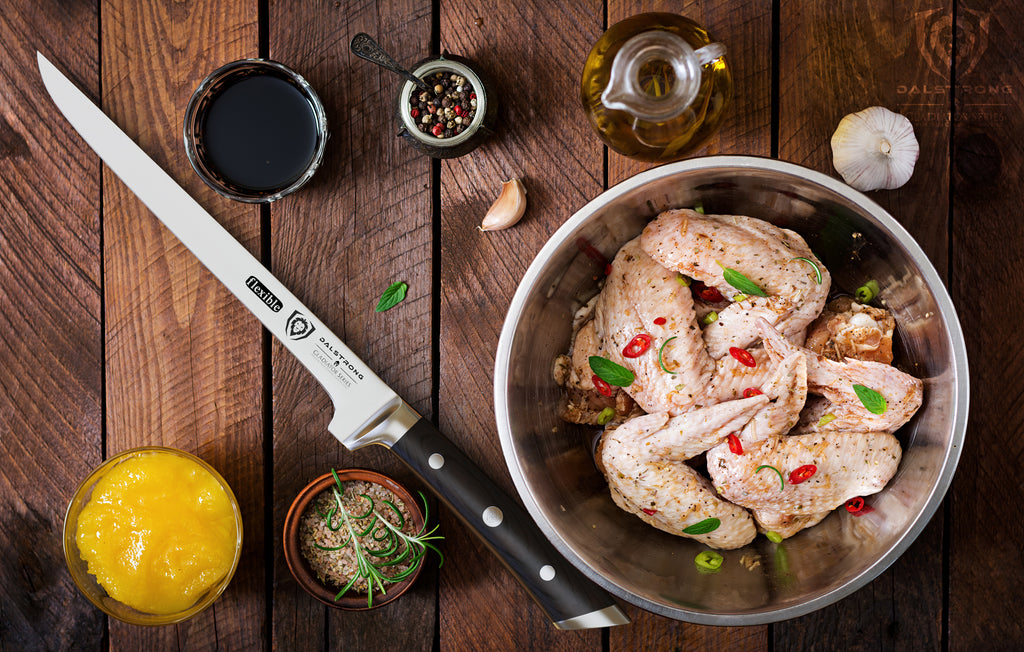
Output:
[{"xmin": 494, "ymin": 156, "xmax": 968, "ymax": 624}]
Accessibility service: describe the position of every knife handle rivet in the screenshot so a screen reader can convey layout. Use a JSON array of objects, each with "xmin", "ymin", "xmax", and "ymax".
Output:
[
  {"xmin": 539, "ymin": 565, "xmax": 556, "ymax": 582},
  {"xmin": 482, "ymin": 506, "xmax": 504, "ymax": 527},
  {"xmin": 428, "ymin": 453, "xmax": 445, "ymax": 469}
]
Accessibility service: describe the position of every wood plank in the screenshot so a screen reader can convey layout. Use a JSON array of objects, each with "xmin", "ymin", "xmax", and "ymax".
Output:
[
  {"xmin": 603, "ymin": 1, "xmax": 772, "ymax": 646},
  {"xmin": 268, "ymin": 3, "xmax": 436, "ymax": 651},
  {"xmin": 775, "ymin": 2, "xmax": 949, "ymax": 649},
  {"xmin": 437, "ymin": 1, "xmax": 606, "ymax": 649},
  {"xmin": 608, "ymin": 0, "xmax": 773, "ymax": 185},
  {"xmin": 949, "ymin": 0, "xmax": 1024, "ymax": 647},
  {"xmin": 100, "ymin": 0, "xmax": 263, "ymax": 649},
  {"xmin": 0, "ymin": 1, "xmax": 103, "ymax": 648}
]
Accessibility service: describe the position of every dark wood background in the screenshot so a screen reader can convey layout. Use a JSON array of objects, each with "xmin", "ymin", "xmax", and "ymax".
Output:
[{"xmin": 1, "ymin": 0, "xmax": 1021, "ymax": 649}]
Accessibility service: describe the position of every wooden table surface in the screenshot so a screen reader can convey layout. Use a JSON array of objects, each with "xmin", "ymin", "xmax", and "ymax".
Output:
[{"xmin": 2, "ymin": 0, "xmax": 1022, "ymax": 650}]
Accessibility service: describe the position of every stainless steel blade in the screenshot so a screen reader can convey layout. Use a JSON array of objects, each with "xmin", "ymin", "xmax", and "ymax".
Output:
[{"xmin": 36, "ymin": 51, "xmax": 415, "ymax": 448}]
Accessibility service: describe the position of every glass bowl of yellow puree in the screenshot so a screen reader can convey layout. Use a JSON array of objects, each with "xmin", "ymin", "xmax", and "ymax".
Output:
[{"xmin": 63, "ymin": 446, "xmax": 243, "ymax": 625}]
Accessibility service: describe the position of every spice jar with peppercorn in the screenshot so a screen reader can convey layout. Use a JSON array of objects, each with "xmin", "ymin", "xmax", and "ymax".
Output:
[{"xmin": 395, "ymin": 54, "xmax": 497, "ymax": 158}]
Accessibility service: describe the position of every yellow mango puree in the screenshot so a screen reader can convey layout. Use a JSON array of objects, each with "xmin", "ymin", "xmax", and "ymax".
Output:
[{"xmin": 76, "ymin": 452, "xmax": 238, "ymax": 614}]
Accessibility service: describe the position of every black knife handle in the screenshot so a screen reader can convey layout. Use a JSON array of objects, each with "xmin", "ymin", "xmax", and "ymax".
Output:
[{"xmin": 390, "ymin": 417, "xmax": 628, "ymax": 629}]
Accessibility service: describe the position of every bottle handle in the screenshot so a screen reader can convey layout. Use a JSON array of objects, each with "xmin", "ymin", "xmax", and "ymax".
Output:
[{"xmin": 694, "ymin": 42, "xmax": 726, "ymax": 66}]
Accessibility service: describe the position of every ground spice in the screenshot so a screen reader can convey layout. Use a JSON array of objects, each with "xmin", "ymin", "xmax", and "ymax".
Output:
[
  {"xmin": 409, "ymin": 70, "xmax": 478, "ymax": 139},
  {"xmin": 298, "ymin": 480, "xmax": 416, "ymax": 595}
]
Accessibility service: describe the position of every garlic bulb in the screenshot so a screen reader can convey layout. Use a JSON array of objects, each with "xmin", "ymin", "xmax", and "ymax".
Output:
[
  {"xmin": 480, "ymin": 178, "xmax": 527, "ymax": 231},
  {"xmin": 830, "ymin": 106, "xmax": 919, "ymax": 191}
]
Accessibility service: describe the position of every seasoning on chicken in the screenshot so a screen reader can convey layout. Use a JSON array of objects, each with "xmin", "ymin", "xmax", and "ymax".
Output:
[
  {"xmin": 591, "ymin": 238, "xmax": 714, "ymax": 415},
  {"xmin": 759, "ymin": 318, "xmax": 922, "ymax": 434},
  {"xmin": 640, "ymin": 209, "xmax": 830, "ymax": 359},
  {"xmin": 598, "ymin": 396, "xmax": 769, "ymax": 549}
]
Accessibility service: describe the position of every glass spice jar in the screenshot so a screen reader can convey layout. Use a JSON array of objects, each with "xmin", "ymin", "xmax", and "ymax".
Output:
[{"xmin": 395, "ymin": 53, "xmax": 497, "ymax": 158}]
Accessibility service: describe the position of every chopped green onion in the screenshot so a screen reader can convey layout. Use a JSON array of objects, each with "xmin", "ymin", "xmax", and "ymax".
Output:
[
  {"xmin": 732, "ymin": 293, "xmax": 747, "ymax": 302},
  {"xmin": 755, "ymin": 464, "xmax": 785, "ymax": 492},
  {"xmin": 682, "ymin": 517, "xmax": 721, "ymax": 535},
  {"xmin": 817, "ymin": 413, "xmax": 836, "ymax": 427},
  {"xmin": 695, "ymin": 550, "xmax": 723, "ymax": 572},
  {"xmin": 676, "ymin": 274, "xmax": 691, "ymax": 287},
  {"xmin": 693, "ymin": 202, "xmax": 705, "ymax": 214},
  {"xmin": 596, "ymin": 407, "xmax": 616, "ymax": 426},
  {"xmin": 658, "ymin": 337, "xmax": 678, "ymax": 375},
  {"xmin": 701, "ymin": 311, "xmax": 719, "ymax": 326},
  {"xmin": 791, "ymin": 257, "xmax": 822, "ymax": 285},
  {"xmin": 588, "ymin": 356, "xmax": 635, "ymax": 387},
  {"xmin": 720, "ymin": 264, "xmax": 769, "ymax": 298},
  {"xmin": 766, "ymin": 531, "xmax": 784, "ymax": 544},
  {"xmin": 855, "ymin": 280, "xmax": 880, "ymax": 303},
  {"xmin": 853, "ymin": 384, "xmax": 887, "ymax": 414}
]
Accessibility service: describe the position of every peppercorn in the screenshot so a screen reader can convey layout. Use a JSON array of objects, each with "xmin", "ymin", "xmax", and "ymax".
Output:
[{"xmin": 409, "ymin": 69, "xmax": 479, "ymax": 139}]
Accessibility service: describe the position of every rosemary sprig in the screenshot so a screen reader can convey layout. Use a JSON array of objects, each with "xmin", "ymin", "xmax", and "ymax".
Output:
[{"xmin": 315, "ymin": 469, "xmax": 443, "ymax": 607}]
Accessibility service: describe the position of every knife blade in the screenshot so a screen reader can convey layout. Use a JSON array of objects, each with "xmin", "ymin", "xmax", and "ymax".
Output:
[{"xmin": 37, "ymin": 51, "xmax": 628, "ymax": 629}]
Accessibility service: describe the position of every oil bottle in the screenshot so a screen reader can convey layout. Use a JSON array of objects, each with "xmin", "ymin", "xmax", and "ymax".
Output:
[{"xmin": 581, "ymin": 13, "xmax": 733, "ymax": 161}]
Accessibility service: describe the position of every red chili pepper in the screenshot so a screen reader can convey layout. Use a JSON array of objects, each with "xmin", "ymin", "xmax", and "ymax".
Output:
[
  {"xmin": 574, "ymin": 237, "xmax": 609, "ymax": 270},
  {"xmin": 729, "ymin": 347, "xmax": 757, "ymax": 368},
  {"xmin": 743, "ymin": 387, "xmax": 763, "ymax": 398},
  {"xmin": 622, "ymin": 334, "xmax": 652, "ymax": 358},
  {"xmin": 604, "ymin": 263, "xmax": 612, "ymax": 276},
  {"xmin": 691, "ymin": 280, "xmax": 724, "ymax": 303},
  {"xmin": 789, "ymin": 464, "xmax": 817, "ymax": 484},
  {"xmin": 727, "ymin": 433, "xmax": 743, "ymax": 455},
  {"xmin": 700, "ymin": 286, "xmax": 724, "ymax": 302},
  {"xmin": 845, "ymin": 497, "xmax": 874, "ymax": 516},
  {"xmin": 653, "ymin": 317, "xmax": 666, "ymax": 326},
  {"xmin": 641, "ymin": 508, "xmax": 657, "ymax": 515},
  {"xmin": 592, "ymin": 374, "xmax": 613, "ymax": 397}
]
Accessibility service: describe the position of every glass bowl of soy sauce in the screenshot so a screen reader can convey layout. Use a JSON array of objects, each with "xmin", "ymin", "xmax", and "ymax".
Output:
[{"xmin": 184, "ymin": 59, "xmax": 328, "ymax": 203}]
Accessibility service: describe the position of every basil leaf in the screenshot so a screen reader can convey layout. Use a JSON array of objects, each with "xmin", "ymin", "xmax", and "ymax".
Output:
[
  {"xmin": 853, "ymin": 384, "xmax": 887, "ymax": 414},
  {"xmin": 588, "ymin": 356, "xmax": 635, "ymax": 387},
  {"xmin": 682, "ymin": 517, "xmax": 721, "ymax": 535},
  {"xmin": 375, "ymin": 281, "xmax": 408, "ymax": 312},
  {"xmin": 791, "ymin": 256, "xmax": 822, "ymax": 284},
  {"xmin": 722, "ymin": 267, "xmax": 768, "ymax": 297}
]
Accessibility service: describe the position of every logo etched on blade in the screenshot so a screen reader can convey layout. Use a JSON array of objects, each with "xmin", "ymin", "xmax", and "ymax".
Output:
[{"xmin": 286, "ymin": 311, "xmax": 315, "ymax": 340}]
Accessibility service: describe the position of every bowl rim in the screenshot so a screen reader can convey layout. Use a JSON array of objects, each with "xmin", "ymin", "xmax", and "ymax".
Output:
[
  {"xmin": 63, "ymin": 445, "xmax": 244, "ymax": 625},
  {"xmin": 493, "ymin": 154, "xmax": 969, "ymax": 624},
  {"xmin": 282, "ymin": 468, "xmax": 426, "ymax": 610}
]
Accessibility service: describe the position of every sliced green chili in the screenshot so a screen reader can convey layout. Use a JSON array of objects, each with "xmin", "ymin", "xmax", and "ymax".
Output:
[
  {"xmin": 755, "ymin": 464, "xmax": 785, "ymax": 492},
  {"xmin": 695, "ymin": 550, "xmax": 723, "ymax": 572},
  {"xmin": 659, "ymin": 336, "xmax": 678, "ymax": 375}
]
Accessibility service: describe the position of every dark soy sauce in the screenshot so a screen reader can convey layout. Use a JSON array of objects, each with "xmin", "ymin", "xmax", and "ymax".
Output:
[{"xmin": 200, "ymin": 74, "xmax": 319, "ymax": 192}]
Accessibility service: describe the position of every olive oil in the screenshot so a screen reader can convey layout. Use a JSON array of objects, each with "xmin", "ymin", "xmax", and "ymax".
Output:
[{"xmin": 581, "ymin": 13, "xmax": 733, "ymax": 161}]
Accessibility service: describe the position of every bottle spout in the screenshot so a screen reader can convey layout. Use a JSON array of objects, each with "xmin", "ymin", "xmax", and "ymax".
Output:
[
  {"xmin": 599, "ymin": 30, "xmax": 704, "ymax": 122},
  {"xmin": 694, "ymin": 42, "xmax": 726, "ymax": 66}
]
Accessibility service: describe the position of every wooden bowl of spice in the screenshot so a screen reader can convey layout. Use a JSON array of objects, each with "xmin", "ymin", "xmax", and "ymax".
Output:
[{"xmin": 283, "ymin": 468, "xmax": 440, "ymax": 610}]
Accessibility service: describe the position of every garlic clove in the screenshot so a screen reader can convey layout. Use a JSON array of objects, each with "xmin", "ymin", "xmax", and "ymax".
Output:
[
  {"xmin": 480, "ymin": 178, "xmax": 527, "ymax": 231},
  {"xmin": 830, "ymin": 106, "xmax": 919, "ymax": 192}
]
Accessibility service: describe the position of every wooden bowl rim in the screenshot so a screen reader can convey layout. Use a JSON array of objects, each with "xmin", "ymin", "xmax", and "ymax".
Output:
[{"xmin": 282, "ymin": 468, "xmax": 425, "ymax": 610}]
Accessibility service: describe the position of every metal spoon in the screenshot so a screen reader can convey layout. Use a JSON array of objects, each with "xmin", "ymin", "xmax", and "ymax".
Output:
[{"xmin": 350, "ymin": 33, "xmax": 432, "ymax": 93}]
